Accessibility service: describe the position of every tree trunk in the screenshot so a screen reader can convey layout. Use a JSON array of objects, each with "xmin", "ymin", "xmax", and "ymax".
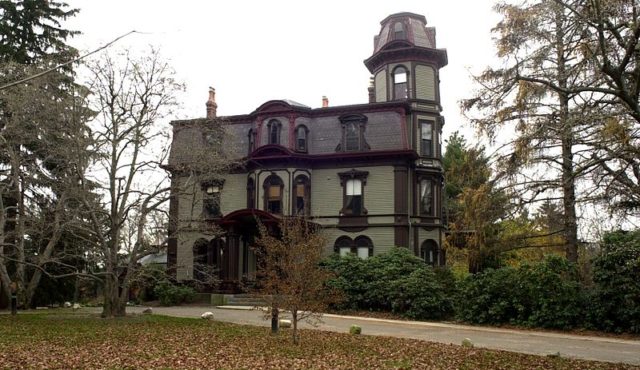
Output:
[
  {"xmin": 292, "ymin": 309, "xmax": 299, "ymax": 345},
  {"xmin": 555, "ymin": 4, "xmax": 579, "ymax": 263}
]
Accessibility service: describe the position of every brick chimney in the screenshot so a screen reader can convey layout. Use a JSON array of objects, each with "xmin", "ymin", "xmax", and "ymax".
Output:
[
  {"xmin": 206, "ymin": 87, "xmax": 217, "ymax": 119},
  {"xmin": 322, "ymin": 96, "xmax": 329, "ymax": 108}
]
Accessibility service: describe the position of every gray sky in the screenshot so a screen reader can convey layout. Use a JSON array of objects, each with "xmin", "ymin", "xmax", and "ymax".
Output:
[{"xmin": 65, "ymin": 0, "xmax": 501, "ymax": 141}]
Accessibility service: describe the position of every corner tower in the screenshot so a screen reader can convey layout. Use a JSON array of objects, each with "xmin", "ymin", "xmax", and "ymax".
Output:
[
  {"xmin": 365, "ymin": 12, "xmax": 448, "ymax": 262},
  {"xmin": 365, "ymin": 12, "xmax": 447, "ymax": 106}
]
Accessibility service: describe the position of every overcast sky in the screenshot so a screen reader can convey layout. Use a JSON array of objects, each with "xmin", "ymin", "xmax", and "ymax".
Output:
[{"xmin": 65, "ymin": 0, "xmax": 501, "ymax": 141}]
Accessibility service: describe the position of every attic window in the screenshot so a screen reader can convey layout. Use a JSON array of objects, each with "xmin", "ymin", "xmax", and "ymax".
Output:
[
  {"xmin": 393, "ymin": 22, "xmax": 406, "ymax": 40},
  {"xmin": 295, "ymin": 125, "xmax": 308, "ymax": 152}
]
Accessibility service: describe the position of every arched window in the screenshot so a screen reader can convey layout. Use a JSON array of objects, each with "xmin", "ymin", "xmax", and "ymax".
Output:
[
  {"xmin": 248, "ymin": 128, "xmax": 256, "ymax": 154},
  {"xmin": 247, "ymin": 178, "xmax": 255, "ymax": 209},
  {"xmin": 334, "ymin": 236, "xmax": 353, "ymax": 257},
  {"xmin": 295, "ymin": 125, "xmax": 308, "ymax": 152},
  {"xmin": 333, "ymin": 236, "xmax": 374, "ymax": 259},
  {"xmin": 267, "ymin": 119, "xmax": 281, "ymax": 145},
  {"xmin": 419, "ymin": 178, "xmax": 433, "ymax": 216},
  {"xmin": 263, "ymin": 174, "xmax": 284, "ymax": 214},
  {"xmin": 393, "ymin": 66, "xmax": 408, "ymax": 100},
  {"xmin": 354, "ymin": 236, "xmax": 374, "ymax": 259},
  {"xmin": 393, "ymin": 22, "xmax": 406, "ymax": 40},
  {"xmin": 294, "ymin": 175, "xmax": 310, "ymax": 216},
  {"xmin": 420, "ymin": 240, "xmax": 439, "ymax": 266}
]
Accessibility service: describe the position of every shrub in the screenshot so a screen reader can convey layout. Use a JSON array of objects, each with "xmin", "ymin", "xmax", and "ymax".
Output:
[
  {"xmin": 324, "ymin": 247, "xmax": 455, "ymax": 320},
  {"xmin": 456, "ymin": 255, "xmax": 585, "ymax": 329},
  {"xmin": 589, "ymin": 230, "xmax": 640, "ymax": 333},
  {"xmin": 154, "ymin": 281, "xmax": 196, "ymax": 306}
]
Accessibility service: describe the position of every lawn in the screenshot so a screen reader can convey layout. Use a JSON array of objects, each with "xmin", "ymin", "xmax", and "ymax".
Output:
[{"xmin": 0, "ymin": 312, "xmax": 636, "ymax": 370}]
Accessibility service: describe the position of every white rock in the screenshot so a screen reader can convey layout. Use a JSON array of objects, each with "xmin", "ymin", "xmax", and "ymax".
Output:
[
  {"xmin": 201, "ymin": 311, "xmax": 214, "ymax": 320},
  {"xmin": 63, "ymin": 302, "xmax": 72, "ymax": 308},
  {"xmin": 72, "ymin": 303, "xmax": 81, "ymax": 310},
  {"xmin": 461, "ymin": 338, "xmax": 474, "ymax": 348},
  {"xmin": 279, "ymin": 319, "xmax": 292, "ymax": 328},
  {"xmin": 142, "ymin": 307, "xmax": 153, "ymax": 314}
]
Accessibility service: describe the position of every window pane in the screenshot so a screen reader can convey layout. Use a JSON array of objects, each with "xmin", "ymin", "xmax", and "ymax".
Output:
[
  {"xmin": 268, "ymin": 200, "xmax": 281, "ymax": 214},
  {"xmin": 346, "ymin": 179, "xmax": 361, "ymax": 195},
  {"xmin": 394, "ymin": 69, "xmax": 407, "ymax": 84},
  {"xmin": 350, "ymin": 195, "xmax": 362, "ymax": 215},
  {"xmin": 421, "ymin": 122, "xmax": 432, "ymax": 138},
  {"xmin": 296, "ymin": 183, "xmax": 305, "ymax": 196},
  {"xmin": 270, "ymin": 125, "xmax": 279, "ymax": 144},
  {"xmin": 357, "ymin": 247, "xmax": 369, "ymax": 259},
  {"xmin": 345, "ymin": 123, "xmax": 359, "ymax": 151},
  {"xmin": 421, "ymin": 180, "xmax": 432, "ymax": 214},
  {"xmin": 269, "ymin": 185, "xmax": 281, "ymax": 198},
  {"xmin": 339, "ymin": 247, "xmax": 351, "ymax": 257}
]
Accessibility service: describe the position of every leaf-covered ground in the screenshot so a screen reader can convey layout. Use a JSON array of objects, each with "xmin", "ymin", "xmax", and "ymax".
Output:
[{"xmin": 0, "ymin": 313, "xmax": 636, "ymax": 369}]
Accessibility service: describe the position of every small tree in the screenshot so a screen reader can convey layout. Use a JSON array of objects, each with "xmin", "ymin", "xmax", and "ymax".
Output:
[{"xmin": 254, "ymin": 217, "xmax": 341, "ymax": 344}]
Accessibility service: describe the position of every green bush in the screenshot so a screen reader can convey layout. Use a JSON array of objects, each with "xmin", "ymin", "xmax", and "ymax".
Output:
[
  {"xmin": 589, "ymin": 230, "xmax": 640, "ymax": 333},
  {"xmin": 324, "ymin": 248, "xmax": 455, "ymax": 320},
  {"xmin": 153, "ymin": 281, "xmax": 196, "ymax": 306},
  {"xmin": 457, "ymin": 255, "xmax": 586, "ymax": 329}
]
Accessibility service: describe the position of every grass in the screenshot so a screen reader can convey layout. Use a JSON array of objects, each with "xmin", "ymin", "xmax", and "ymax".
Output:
[{"xmin": 0, "ymin": 312, "xmax": 637, "ymax": 369}]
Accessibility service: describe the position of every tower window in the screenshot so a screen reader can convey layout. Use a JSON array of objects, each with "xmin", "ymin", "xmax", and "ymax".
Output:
[
  {"xmin": 263, "ymin": 174, "xmax": 284, "ymax": 214},
  {"xmin": 419, "ymin": 178, "xmax": 433, "ymax": 216},
  {"xmin": 294, "ymin": 175, "xmax": 310, "ymax": 216},
  {"xmin": 420, "ymin": 120, "xmax": 433, "ymax": 157},
  {"xmin": 267, "ymin": 119, "xmax": 281, "ymax": 145},
  {"xmin": 393, "ymin": 22, "xmax": 406, "ymax": 40},
  {"xmin": 295, "ymin": 125, "xmax": 308, "ymax": 152},
  {"xmin": 393, "ymin": 66, "xmax": 408, "ymax": 100}
]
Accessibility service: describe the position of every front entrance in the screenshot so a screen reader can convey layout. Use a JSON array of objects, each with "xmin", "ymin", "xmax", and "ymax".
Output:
[{"xmin": 193, "ymin": 209, "xmax": 280, "ymax": 293}]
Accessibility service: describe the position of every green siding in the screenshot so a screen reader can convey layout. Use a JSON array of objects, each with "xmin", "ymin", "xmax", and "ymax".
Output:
[
  {"xmin": 365, "ymin": 166, "xmax": 395, "ymax": 214},
  {"xmin": 415, "ymin": 65, "xmax": 436, "ymax": 100},
  {"xmin": 375, "ymin": 70, "xmax": 387, "ymax": 102},
  {"xmin": 310, "ymin": 169, "xmax": 343, "ymax": 216},
  {"xmin": 220, "ymin": 174, "xmax": 247, "ymax": 214}
]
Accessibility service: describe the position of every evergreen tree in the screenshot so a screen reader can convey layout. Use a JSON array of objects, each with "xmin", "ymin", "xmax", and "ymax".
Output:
[{"xmin": 0, "ymin": 0, "xmax": 79, "ymax": 64}]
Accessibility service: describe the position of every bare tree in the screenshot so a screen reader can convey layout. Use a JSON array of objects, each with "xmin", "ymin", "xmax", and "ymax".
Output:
[
  {"xmin": 254, "ymin": 217, "xmax": 342, "ymax": 344},
  {"xmin": 78, "ymin": 48, "xmax": 183, "ymax": 317}
]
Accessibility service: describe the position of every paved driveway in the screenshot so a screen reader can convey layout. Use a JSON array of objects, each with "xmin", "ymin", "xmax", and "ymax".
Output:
[{"xmin": 122, "ymin": 305, "xmax": 640, "ymax": 366}]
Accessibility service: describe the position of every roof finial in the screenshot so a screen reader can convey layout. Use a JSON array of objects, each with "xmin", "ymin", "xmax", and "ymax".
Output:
[{"xmin": 206, "ymin": 87, "xmax": 217, "ymax": 119}]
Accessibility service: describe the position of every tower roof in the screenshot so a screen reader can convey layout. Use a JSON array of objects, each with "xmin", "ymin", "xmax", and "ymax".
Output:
[
  {"xmin": 365, "ymin": 12, "xmax": 447, "ymax": 73},
  {"xmin": 373, "ymin": 12, "xmax": 436, "ymax": 53}
]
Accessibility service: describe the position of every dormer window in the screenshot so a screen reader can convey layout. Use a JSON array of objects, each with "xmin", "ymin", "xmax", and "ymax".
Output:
[
  {"xmin": 267, "ymin": 119, "xmax": 281, "ymax": 145},
  {"xmin": 295, "ymin": 125, "xmax": 308, "ymax": 152},
  {"xmin": 337, "ymin": 114, "xmax": 369, "ymax": 152},
  {"xmin": 393, "ymin": 66, "xmax": 408, "ymax": 100},
  {"xmin": 393, "ymin": 22, "xmax": 406, "ymax": 40}
]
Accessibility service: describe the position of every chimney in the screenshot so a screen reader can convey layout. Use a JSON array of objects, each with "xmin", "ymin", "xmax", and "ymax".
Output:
[
  {"xmin": 206, "ymin": 87, "xmax": 217, "ymax": 119},
  {"xmin": 322, "ymin": 96, "xmax": 329, "ymax": 108},
  {"xmin": 368, "ymin": 77, "xmax": 375, "ymax": 103}
]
